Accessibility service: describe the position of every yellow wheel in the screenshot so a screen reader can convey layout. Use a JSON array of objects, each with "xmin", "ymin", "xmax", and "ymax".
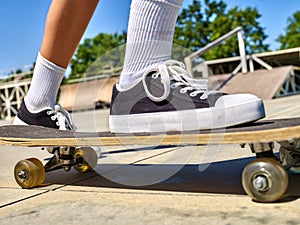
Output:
[
  {"xmin": 73, "ymin": 147, "xmax": 98, "ymax": 173},
  {"xmin": 242, "ymin": 158, "xmax": 288, "ymax": 202},
  {"xmin": 14, "ymin": 158, "xmax": 45, "ymax": 189},
  {"xmin": 27, "ymin": 158, "xmax": 46, "ymax": 186}
]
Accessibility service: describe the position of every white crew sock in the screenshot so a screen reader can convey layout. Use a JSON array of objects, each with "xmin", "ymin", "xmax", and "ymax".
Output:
[
  {"xmin": 24, "ymin": 53, "xmax": 66, "ymax": 113},
  {"xmin": 119, "ymin": 0, "xmax": 183, "ymax": 89}
]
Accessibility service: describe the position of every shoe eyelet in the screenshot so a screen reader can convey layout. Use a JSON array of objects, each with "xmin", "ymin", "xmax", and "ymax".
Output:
[
  {"xmin": 170, "ymin": 83, "xmax": 177, "ymax": 89},
  {"xmin": 190, "ymin": 92, "xmax": 197, "ymax": 97},
  {"xmin": 47, "ymin": 111, "xmax": 51, "ymax": 115},
  {"xmin": 180, "ymin": 89, "xmax": 187, "ymax": 94},
  {"xmin": 51, "ymin": 116, "xmax": 56, "ymax": 121},
  {"xmin": 152, "ymin": 73, "xmax": 159, "ymax": 79},
  {"xmin": 56, "ymin": 122, "xmax": 60, "ymax": 126}
]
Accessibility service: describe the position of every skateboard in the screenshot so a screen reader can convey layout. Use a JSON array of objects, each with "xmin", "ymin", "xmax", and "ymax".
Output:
[{"xmin": 1, "ymin": 117, "xmax": 300, "ymax": 203}]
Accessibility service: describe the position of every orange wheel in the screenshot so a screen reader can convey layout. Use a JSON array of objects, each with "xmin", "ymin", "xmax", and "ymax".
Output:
[
  {"xmin": 27, "ymin": 158, "xmax": 46, "ymax": 186},
  {"xmin": 73, "ymin": 147, "xmax": 98, "ymax": 173},
  {"xmin": 14, "ymin": 158, "xmax": 45, "ymax": 189}
]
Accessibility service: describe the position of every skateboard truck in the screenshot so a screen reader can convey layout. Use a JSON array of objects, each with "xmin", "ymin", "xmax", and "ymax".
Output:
[
  {"xmin": 248, "ymin": 140, "xmax": 300, "ymax": 168},
  {"xmin": 248, "ymin": 142, "xmax": 276, "ymax": 159},
  {"xmin": 43, "ymin": 146, "xmax": 98, "ymax": 173},
  {"xmin": 279, "ymin": 139, "xmax": 300, "ymax": 169},
  {"xmin": 44, "ymin": 147, "xmax": 76, "ymax": 172}
]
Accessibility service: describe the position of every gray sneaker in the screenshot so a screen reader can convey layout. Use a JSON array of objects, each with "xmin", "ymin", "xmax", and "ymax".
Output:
[
  {"xmin": 13, "ymin": 101, "xmax": 76, "ymax": 131},
  {"xmin": 109, "ymin": 60, "xmax": 265, "ymax": 133}
]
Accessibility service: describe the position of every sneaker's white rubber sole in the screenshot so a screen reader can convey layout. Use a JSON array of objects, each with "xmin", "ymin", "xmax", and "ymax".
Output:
[{"xmin": 109, "ymin": 94, "xmax": 266, "ymax": 133}]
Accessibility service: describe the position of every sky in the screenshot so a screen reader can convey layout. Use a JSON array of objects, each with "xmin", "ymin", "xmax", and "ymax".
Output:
[{"xmin": 0, "ymin": 0, "xmax": 299, "ymax": 75}]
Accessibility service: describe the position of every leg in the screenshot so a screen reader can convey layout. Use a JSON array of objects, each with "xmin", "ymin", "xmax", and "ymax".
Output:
[
  {"xmin": 14, "ymin": 0, "xmax": 99, "ymax": 129},
  {"xmin": 41, "ymin": 0, "xmax": 99, "ymax": 68}
]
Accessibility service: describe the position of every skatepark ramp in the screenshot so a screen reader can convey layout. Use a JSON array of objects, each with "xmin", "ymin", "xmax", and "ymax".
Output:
[
  {"xmin": 209, "ymin": 66, "xmax": 298, "ymax": 99},
  {"xmin": 58, "ymin": 77, "xmax": 118, "ymax": 111}
]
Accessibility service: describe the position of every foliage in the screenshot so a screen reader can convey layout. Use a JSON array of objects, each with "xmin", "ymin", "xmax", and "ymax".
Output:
[
  {"xmin": 277, "ymin": 11, "xmax": 300, "ymax": 49},
  {"xmin": 174, "ymin": 0, "xmax": 269, "ymax": 60},
  {"xmin": 69, "ymin": 32, "xmax": 126, "ymax": 79}
]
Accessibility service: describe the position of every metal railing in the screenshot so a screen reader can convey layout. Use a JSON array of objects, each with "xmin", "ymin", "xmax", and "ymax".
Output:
[{"xmin": 184, "ymin": 26, "xmax": 247, "ymax": 77}]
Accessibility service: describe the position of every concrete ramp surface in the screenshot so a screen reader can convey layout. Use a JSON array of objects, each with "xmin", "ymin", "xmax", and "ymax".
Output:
[
  {"xmin": 209, "ymin": 66, "xmax": 294, "ymax": 99},
  {"xmin": 59, "ymin": 77, "xmax": 118, "ymax": 111}
]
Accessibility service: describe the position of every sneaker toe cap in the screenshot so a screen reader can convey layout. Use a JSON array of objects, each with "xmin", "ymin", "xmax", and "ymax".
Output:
[{"xmin": 215, "ymin": 93, "xmax": 262, "ymax": 107}]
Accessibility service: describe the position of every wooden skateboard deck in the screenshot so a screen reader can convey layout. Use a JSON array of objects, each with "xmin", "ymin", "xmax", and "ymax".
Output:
[
  {"xmin": 1, "ymin": 117, "xmax": 300, "ymax": 147},
  {"xmin": 2, "ymin": 117, "xmax": 300, "ymax": 203}
]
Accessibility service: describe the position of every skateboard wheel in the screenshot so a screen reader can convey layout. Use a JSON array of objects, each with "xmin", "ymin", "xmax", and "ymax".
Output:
[
  {"xmin": 27, "ymin": 158, "xmax": 46, "ymax": 186},
  {"xmin": 14, "ymin": 158, "xmax": 45, "ymax": 189},
  {"xmin": 242, "ymin": 158, "xmax": 288, "ymax": 202},
  {"xmin": 73, "ymin": 147, "xmax": 98, "ymax": 173}
]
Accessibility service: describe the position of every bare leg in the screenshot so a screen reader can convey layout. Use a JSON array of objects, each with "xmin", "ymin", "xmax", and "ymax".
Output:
[
  {"xmin": 23, "ymin": 0, "xmax": 99, "ymax": 113},
  {"xmin": 41, "ymin": 0, "xmax": 99, "ymax": 68}
]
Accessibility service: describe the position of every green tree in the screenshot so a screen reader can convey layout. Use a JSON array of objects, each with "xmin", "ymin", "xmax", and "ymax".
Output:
[
  {"xmin": 174, "ymin": 0, "xmax": 269, "ymax": 60},
  {"xmin": 277, "ymin": 11, "xmax": 300, "ymax": 49},
  {"xmin": 69, "ymin": 32, "xmax": 126, "ymax": 79}
]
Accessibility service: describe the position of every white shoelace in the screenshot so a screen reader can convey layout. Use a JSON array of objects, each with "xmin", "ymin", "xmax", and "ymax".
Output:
[
  {"xmin": 46, "ymin": 105, "xmax": 76, "ymax": 131},
  {"xmin": 142, "ymin": 60, "xmax": 216, "ymax": 102}
]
